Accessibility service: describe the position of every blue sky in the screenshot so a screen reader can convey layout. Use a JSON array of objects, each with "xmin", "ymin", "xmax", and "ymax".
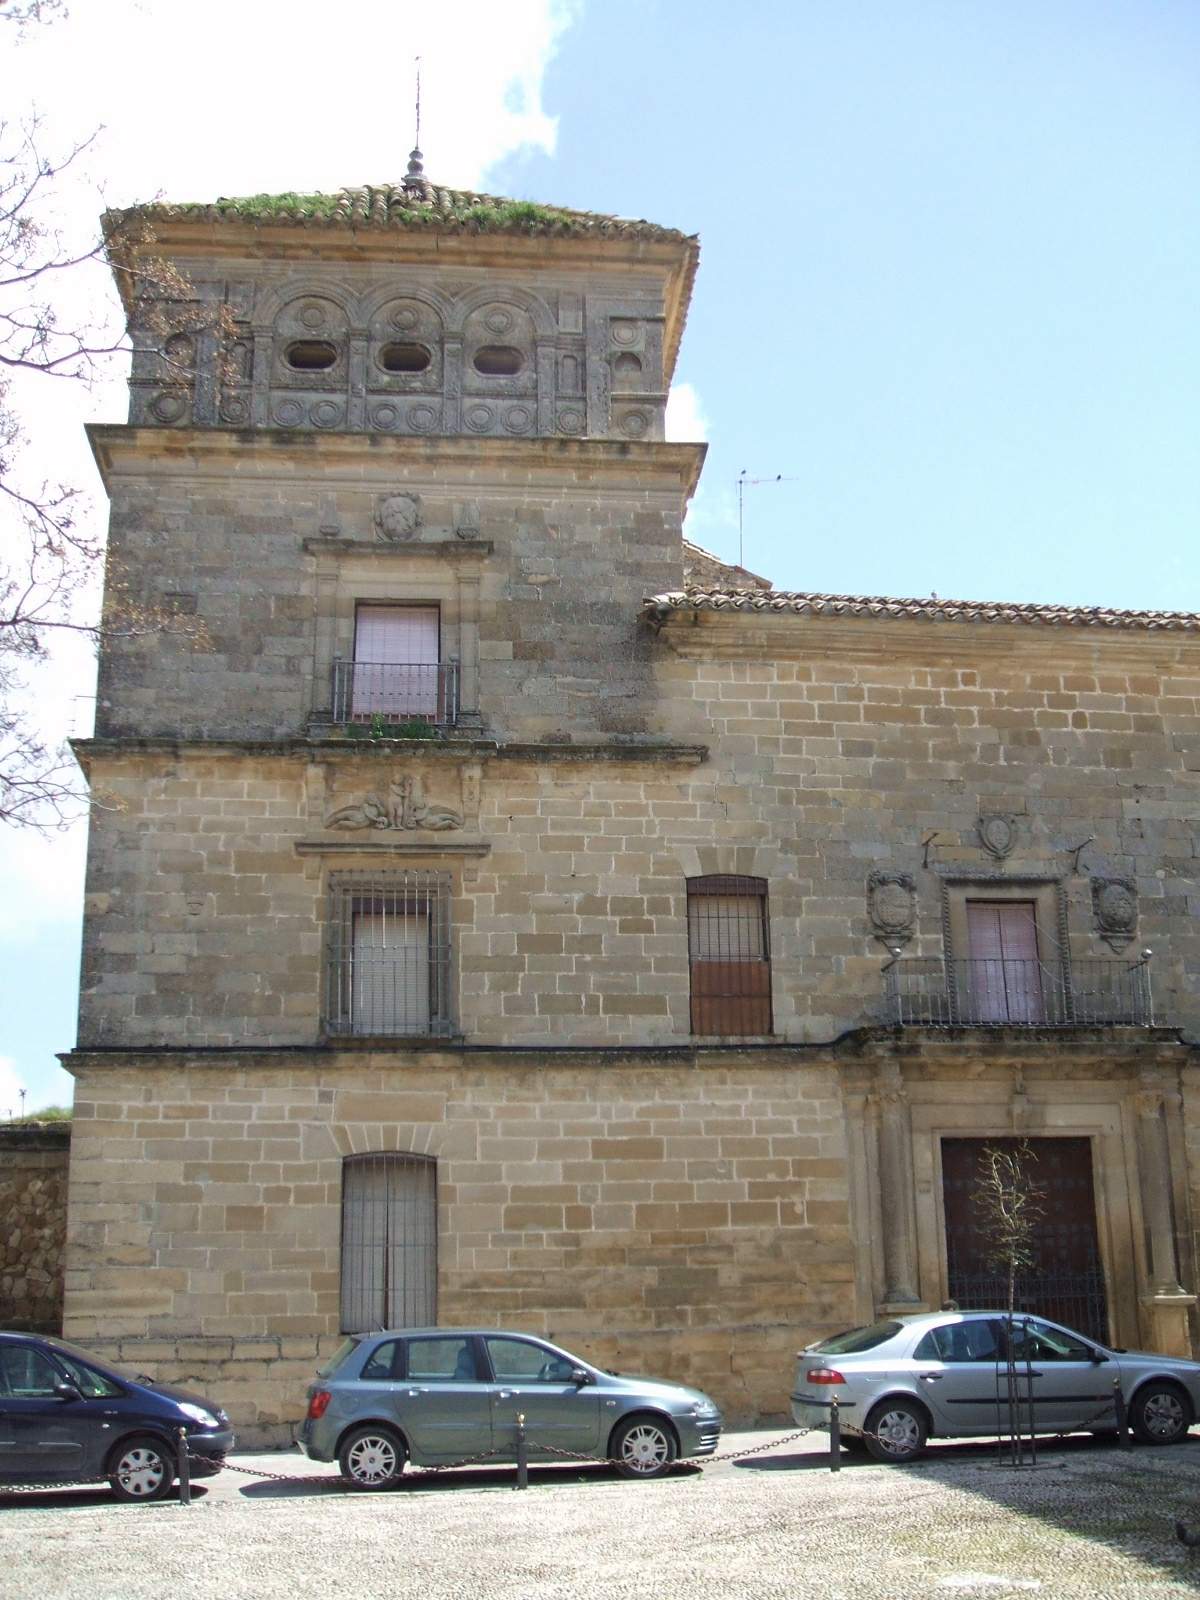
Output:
[{"xmin": 1, "ymin": 0, "xmax": 1197, "ymax": 1112}]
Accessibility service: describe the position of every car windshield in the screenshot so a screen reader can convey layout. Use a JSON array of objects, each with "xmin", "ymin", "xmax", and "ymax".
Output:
[
  {"xmin": 41, "ymin": 1336, "xmax": 127, "ymax": 1384},
  {"xmin": 809, "ymin": 1321, "xmax": 904, "ymax": 1354},
  {"xmin": 316, "ymin": 1337, "xmax": 360, "ymax": 1378}
]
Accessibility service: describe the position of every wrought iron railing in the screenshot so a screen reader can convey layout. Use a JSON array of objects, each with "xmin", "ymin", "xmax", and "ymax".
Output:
[
  {"xmin": 331, "ymin": 659, "xmax": 459, "ymax": 726},
  {"xmin": 883, "ymin": 955, "xmax": 1153, "ymax": 1027},
  {"xmin": 944, "ymin": 1269, "xmax": 1110, "ymax": 1344}
]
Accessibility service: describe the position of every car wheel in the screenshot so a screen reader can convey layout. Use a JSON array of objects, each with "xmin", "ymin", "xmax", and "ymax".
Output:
[
  {"xmin": 610, "ymin": 1415, "xmax": 678, "ymax": 1479},
  {"xmin": 108, "ymin": 1435, "xmax": 175, "ymax": 1502},
  {"xmin": 863, "ymin": 1400, "xmax": 928, "ymax": 1464},
  {"xmin": 1130, "ymin": 1383, "xmax": 1190, "ymax": 1445},
  {"xmin": 338, "ymin": 1424, "xmax": 407, "ymax": 1488}
]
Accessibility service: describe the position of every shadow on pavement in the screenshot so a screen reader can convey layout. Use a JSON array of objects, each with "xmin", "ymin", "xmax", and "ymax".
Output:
[
  {"xmin": 236, "ymin": 1461, "xmax": 704, "ymax": 1499},
  {"xmin": 730, "ymin": 1429, "xmax": 1200, "ymax": 1585}
]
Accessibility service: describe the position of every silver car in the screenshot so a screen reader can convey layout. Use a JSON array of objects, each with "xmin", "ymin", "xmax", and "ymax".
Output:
[
  {"xmin": 791, "ymin": 1310, "xmax": 1200, "ymax": 1463},
  {"xmin": 299, "ymin": 1328, "xmax": 722, "ymax": 1487}
]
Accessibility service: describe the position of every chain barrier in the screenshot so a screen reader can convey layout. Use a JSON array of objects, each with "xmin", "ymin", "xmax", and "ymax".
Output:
[{"xmin": 0, "ymin": 1394, "xmax": 1154, "ymax": 1500}]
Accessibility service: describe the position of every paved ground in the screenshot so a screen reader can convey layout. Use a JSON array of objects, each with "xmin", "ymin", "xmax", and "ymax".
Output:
[{"xmin": 4, "ymin": 1428, "xmax": 1200, "ymax": 1598}]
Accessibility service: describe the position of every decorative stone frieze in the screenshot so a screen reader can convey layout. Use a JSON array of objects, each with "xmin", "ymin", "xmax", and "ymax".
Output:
[{"xmin": 325, "ymin": 774, "xmax": 464, "ymax": 832}]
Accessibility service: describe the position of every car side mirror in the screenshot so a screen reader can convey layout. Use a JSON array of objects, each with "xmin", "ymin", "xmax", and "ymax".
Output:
[
  {"xmin": 54, "ymin": 1382, "xmax": 83, "ymax": 1403},
  {"xmin": 570, "ymin": 1368, "xmax": 592, "ymax": 1387},
  {"xmin": 1089, "ymin": 1350, "xmax": 1109, "ymax": 1365}
]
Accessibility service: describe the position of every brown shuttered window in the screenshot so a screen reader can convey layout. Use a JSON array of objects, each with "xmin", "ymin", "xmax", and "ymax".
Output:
[{"xmin": 687, "ymin": 875, "xmax": 773, "ymax": 1036}]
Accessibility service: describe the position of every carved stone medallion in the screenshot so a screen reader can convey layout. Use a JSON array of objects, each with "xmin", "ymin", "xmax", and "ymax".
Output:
[
  {"xmin": 325, "ymin": 775, "xmax": 463, "ymax": 833},
  {"xmin": 978, "ymin": 814, "xmax": 1018, "ymax": 859},
  {"xmin": 1092, "ymin": 875, "xmax": 1138, "ymax": 950},
  {"xmin": 867, "ymin": 870, "xmax": 917, "ymax": 947},
  {"xmin": 375, "ymin": 492, "xmax": 422, "ymax": 541}
]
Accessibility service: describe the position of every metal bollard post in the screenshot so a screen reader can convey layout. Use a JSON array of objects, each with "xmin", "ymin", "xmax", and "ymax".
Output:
[
  {"xmin": 829, "ymin": 1396, "xmax": 841, "ymax": 1473},
  {"xmin": 514, "ymin": 1412, "xmax": 528, "ymax": 1490},
  {"xmin": 176, "ymin": 1427, "xmax": 191, "ymax": 1505},
  {"xmin": 1113, "ymin": 1380, "xmax": 1130, "ymax": 1449}
]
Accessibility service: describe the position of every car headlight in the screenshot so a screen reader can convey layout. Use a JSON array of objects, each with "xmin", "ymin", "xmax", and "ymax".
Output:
[
  {"xmin": 691, "ymin": 1400, "xmax": 720, "ymax": 1418},
  {"xmin": 178, "ymin": 1403, "xmax": 220, "ymax": 1428}
]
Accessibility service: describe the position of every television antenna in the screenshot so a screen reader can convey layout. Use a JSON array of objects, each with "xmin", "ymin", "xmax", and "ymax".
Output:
[{"xmin": 736, "ymin": 470, "xmax": 801, "ymax": 569}]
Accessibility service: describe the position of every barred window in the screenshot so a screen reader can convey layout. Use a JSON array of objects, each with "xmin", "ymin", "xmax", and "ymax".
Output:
[
  {"xmin": 340, "ymin": 1153, "xmax": 437, "ymax": 1333},
  {"xmin": 687, "ymin": 875, "xmax": 772, "ymax": 1036},
  {"xmin": 325, "ymin": 872, "xmax": 453, "ymax": 1037}
]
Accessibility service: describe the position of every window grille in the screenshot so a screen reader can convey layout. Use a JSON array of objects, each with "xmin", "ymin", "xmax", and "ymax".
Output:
[
  {"xmin": 340, "ymin": 1153, "xmax": 437, "ymax": 1333},
  {"xmin": 325, "ymin": 872, "xmax": 453, "ymax": 1037},
  {"xmin": 686, "ymin": 875, "xmax": 772, "ymax": 1036}
]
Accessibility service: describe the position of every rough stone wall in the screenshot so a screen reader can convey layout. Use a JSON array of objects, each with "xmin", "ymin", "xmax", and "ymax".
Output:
[
  {"xmin": 90, "ymin": 435, "xmax": 694, "ymax": 744},
  {"xmin": 64, "ymin": 1056, "xmax": 851, "ymax": 1442},
  {"xmin": 0, "ymin": 1126, "xmax": 70, "ymax": 1332}
]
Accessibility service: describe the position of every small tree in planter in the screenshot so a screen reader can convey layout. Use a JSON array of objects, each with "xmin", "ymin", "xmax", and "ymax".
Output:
[{"xmin": 972, "ymin": 1140, "xmax": 1045, "ymax": 1465}]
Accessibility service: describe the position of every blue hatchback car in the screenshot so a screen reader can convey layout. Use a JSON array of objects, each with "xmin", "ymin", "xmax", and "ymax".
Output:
[{"xmin": 0, "ymin": 1331, "xmax": 234, "ymax": 1502}]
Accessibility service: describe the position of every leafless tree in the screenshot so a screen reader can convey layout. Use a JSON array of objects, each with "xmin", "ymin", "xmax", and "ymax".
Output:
[
  {"xmin": 0, "ymin": 10, "xmax": 218, "ymax": 827},
  {"xmin": 972, "ymin": 1139, "xmax": 1046, "ymax": 1464}
]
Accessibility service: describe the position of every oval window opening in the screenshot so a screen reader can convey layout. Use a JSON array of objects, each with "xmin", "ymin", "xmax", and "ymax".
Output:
[
  {"xmin": 285, "ymin": 340, "xmax": 338, "ymax": 371},
  {"xmin": 473, "ymin": 345, "xmax": 523, "ymax": 376},
  {"xmin": 379, "ymin": 342, "xmax": 432, "ymax": 374}
]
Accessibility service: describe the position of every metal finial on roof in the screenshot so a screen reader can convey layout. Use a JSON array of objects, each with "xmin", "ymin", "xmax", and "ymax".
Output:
[{"xmin": 402, "ymin": 57, "xmax": 433, "ymax": 200}]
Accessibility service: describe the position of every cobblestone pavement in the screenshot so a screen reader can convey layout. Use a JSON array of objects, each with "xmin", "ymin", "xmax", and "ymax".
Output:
[{"xmin": 5, "ymin": 1429, "xmax": 1200, "ymax": 1599}]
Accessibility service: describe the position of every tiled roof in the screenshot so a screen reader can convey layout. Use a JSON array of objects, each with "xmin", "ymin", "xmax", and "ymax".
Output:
[
  {"xmin": 110, "ymin": 183, "xmax": 695, "ymax": 244},
  {"xmin": 644, "ymin": 587, "xmax": 1200, "ymax": 632}
]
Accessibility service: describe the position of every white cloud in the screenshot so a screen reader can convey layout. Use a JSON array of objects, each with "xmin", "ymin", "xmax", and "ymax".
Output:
[{"xmin": 665, "ymin": 381, "xmax": 710, "ymax": 443}]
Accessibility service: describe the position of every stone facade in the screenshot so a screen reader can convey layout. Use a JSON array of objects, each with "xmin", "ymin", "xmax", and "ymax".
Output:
[
  {"xmin": 62, "ymin": 177, "xmax": 1200, "ymax": 1444},
  {"xmin": 0, "ymin": 1125, "xmax": 70, "ymax": 1332}
]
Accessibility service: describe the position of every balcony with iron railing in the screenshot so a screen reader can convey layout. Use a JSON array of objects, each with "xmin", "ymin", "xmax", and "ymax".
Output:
[
  {"xmin": 331, "ymin": 659, "xmax": 460, "ymax": 728},
  {"xmin": 882, "ymin": 952, "xmax": 1154, "ymax": 1028}
]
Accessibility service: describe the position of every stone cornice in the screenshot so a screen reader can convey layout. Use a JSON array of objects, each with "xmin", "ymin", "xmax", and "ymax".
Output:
[
  {"xmin": 86, "ymin": 426, "xmax": 707, "ymax": 504},
  {"xmin": 649, "ymin": 606, "xmax": 1200, "ymax": 666},
  {"xmin": 70, "ymin": 736, "xmax": 709, "ymax": 775}
]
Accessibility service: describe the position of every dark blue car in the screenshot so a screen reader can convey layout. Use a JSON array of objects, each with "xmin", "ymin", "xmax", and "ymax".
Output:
[{"xmin": 0, "ymin": 1331, "xmax": 234, "ymax": 1502}]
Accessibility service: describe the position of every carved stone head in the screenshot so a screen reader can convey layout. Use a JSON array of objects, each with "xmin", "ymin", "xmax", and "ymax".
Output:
[{"xmin": 375, "ymin": 492, "xmax": 422, "ymax": 541}]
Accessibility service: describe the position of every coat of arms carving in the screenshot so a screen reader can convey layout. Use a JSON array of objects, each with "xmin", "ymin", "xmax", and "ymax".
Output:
[
  {"xmin": 978, "ymin": 814, "xmax": 1018, "ymax": 859},
  {"xmin": 867, "ymin": 871, "xmax": 917, "ymax": 947},
  {"xmin": 1092, "ymin": 875, "xmax": 1138, "ymax": 950}
]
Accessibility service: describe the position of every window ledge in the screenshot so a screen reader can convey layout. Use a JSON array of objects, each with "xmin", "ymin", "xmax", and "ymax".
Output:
[{"xmin": 296, "ymin": 837, "xmax": 491, "ymax": 857}]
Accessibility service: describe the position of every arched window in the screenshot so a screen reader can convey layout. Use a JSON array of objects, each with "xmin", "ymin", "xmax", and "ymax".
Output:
[
  {"xmin": 686, "ymin": 876, "xmax": 772, "ymax": 1036},
  {"xmin": 340, "ymin": 1153, "xmax": 437, "ymax": 1332}
]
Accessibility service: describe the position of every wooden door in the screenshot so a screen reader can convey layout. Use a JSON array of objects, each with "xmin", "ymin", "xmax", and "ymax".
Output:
[{"xmin": 941, "ymin": 1136, "xmax": 1108, "ymax": 1341}]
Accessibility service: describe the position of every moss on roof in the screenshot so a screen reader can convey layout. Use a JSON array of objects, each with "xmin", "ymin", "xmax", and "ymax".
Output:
[{"xmin": 114, "ymin": 183, "xmax": 694, "ymax": 244}]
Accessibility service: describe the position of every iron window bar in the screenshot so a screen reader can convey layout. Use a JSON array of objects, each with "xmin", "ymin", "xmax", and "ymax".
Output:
[
  {"xmin": 686, "ymin": 874, "xmax": 773, "ymax": 1036},
  {"xmin": 340, "ymin": 1152, "xmax": 437, "ymax": 1333},
  {"xmin": 882, "ymin": 954, "xmax": 1154, "ymax": 1028},
  {"xmin": 325, "ymin": 871, "xmax": 454, "ymax": 1038}
]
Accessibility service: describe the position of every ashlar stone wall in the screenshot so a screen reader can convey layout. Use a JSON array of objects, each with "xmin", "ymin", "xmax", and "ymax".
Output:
[{"xmin": 65, "ymin": 1056, "xmax": 850, "ymax": 1442}]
